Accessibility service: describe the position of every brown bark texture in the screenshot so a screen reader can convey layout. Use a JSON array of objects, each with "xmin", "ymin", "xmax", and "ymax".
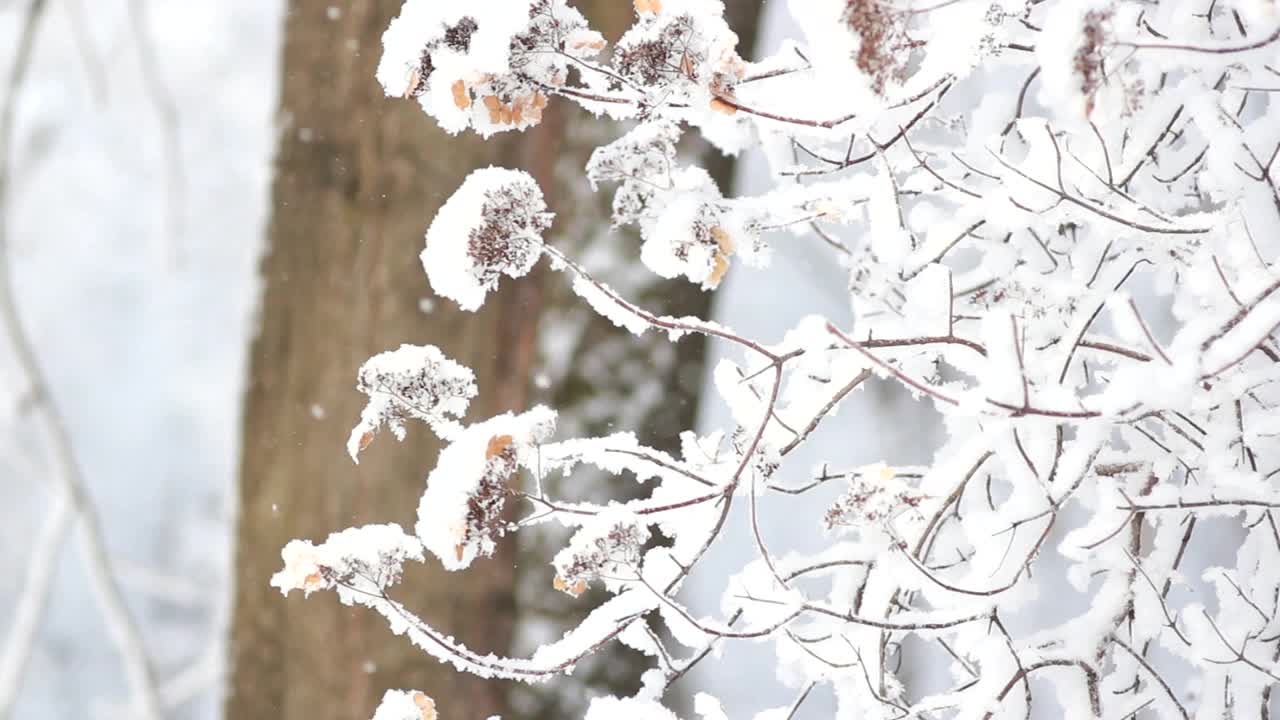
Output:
[{"xmin": 225, "ymin": 2, "xmax": 536, "ymax": 718}]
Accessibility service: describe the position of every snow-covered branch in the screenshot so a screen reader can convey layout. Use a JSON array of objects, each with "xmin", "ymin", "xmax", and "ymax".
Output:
[{"xmin": 278, "ymin": 0, "xmax": 1280, "ymax": 717}]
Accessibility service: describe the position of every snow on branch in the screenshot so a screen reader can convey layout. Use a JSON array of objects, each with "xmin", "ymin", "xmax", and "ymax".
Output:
[
  {"xmin": 284, "ymin": 0, "xmax": 1280, "ymax": 717},
  {"xmin": 272, "ymin": 524, "xmax": 424, "ymax": 600}
]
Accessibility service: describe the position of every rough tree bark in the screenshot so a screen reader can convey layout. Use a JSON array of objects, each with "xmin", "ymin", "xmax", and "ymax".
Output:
[{"xmin": 224, "ymin": 2, "xmax": 543, "ymax": 718}]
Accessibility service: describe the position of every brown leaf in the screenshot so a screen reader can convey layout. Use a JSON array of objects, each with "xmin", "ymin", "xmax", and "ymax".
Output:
[
  {"xmin": 709, "ymin": 96, "xmax": 738, "ymax": 115},
  {"xmin": 358, "ymin": 431, "xmax": 375, "ymax": 453},
  {"xmin": 708, "ymin": 252, "xmax": 731, "ymax": 289},
  {"xmin": 403, "ymin": 69, "xmax": 422, "ymax": 99},
  {"xmin": 412, "ymin": 692, "xmax": 438, "ymax": 720},
  {"xmin": 553, "ymin": 575, "xmax": 588, "ymax": 597},
  {"xmin": 707, "ymin": 226, "xmax": 735, "ymax": 288},
  {"xmin": 486, "ymin": 434, "xmax": 514, "ymax": 459},
  {"xmin": 571, "ymin": 34, "xmax": 606, "ymax": 51},
  {"xmin": 451, "ymin": 79, "xmax": 470, "ymax": 109},
  {"xmin": 482, "ymin": 95, "xmax": 504, "ymax": 123},
  {"xmin": 711, "ymin": 226, "xmax": 735, "ymax": 254}
]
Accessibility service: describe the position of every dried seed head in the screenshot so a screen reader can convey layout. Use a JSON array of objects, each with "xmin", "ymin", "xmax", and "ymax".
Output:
[
  {"xmin": 443, "ymin": 16, "xmax": 478, "ymax": 52},
  {"xmin": 843, "ymin": 0, "xmax": 912, "ymax": 94},
  {"xmin": 1075, "ymin": 10, "xmax": 1112, "ymax": 117}
]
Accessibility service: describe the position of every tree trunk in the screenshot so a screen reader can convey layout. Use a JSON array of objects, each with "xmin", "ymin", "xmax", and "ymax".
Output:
[{"xmin": 225, "ymin": 2, "xmax": 543, "ymax": 718}]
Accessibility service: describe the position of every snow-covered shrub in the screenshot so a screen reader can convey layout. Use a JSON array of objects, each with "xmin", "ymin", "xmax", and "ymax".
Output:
[{"xmin": 279, "ymin": 0, "xmax": 1280, "ymax": 717}]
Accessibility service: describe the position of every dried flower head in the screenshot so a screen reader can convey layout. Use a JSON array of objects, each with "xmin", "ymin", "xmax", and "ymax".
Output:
[
  {"xmin": 843, "ymin": 0, "xmax": 913, "ymax": 94},
  {"xmin": 1075, "ymin": 9, "xmax": 1112, "ymax": 117},
  {"xmin": 423, "ymin": 167, "xmax": 553, "ymax": 311},
  {"xmin": 270, "ymin": 525, "xmax": 425, "ymax": 599},
  {"xmin": 417, "ymin": 407, "xmax": 556, "ymax": 570},
  {"xmin": 348, "ymin": 344, "xmax": 477, "ymax": 462},
  {"xmin": 824, "ymin": 464, "xmax": 925, "ymax": 530},
  {"xmin": 618, "ymin": 17, "xmax": 694, "ymax": 86},
  {"xmin": 615, "ymin": 2, "xmax": 741, "ymax": 103},
  {"xmin": 587, "ymin": 120, "xmax": 681, "ymax": 226},
  {"xmin": 553, "ymin": 514, "xmax": 650, "ymax": 595},
  {"xmin": 378, "ymin": 1, "xmax": 601, "ymax": 135},
  {"xmin": 451, "ymin": 434, "xmax": 519, "ymax": 561}
]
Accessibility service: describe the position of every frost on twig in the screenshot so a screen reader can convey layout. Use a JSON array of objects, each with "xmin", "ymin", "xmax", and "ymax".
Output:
[{"xmin": 288, "ymin": 0, "xmax": 1280, "ymax": 717}]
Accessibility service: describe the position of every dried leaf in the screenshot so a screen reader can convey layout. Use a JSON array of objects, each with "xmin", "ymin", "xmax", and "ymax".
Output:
[
  {"xmin": 358, "ymin": 431, "xmax": 375, "ymax": 453},
  {"xmin": 403, "ymin": 68, "xmax": 422, "ymax": 99},
  {"xmin": 571, "ymin": 34, "xmax": 606, "ymax": 51},
  {"xmin": 711, "ymin": 226, "xmax": 735, "ymax": 255},
  {"xmin": 451, "ymin": 79, "xmax": 470, "ymax": 110},
  {"xmin": 707, "ymin": 226, "xmax": 735, "ymax": 288},
  {"xmin": 709, "ymin": 96, "xmax": 738, "ymax": 115},
  {"xmin": 554, "ymin": 575, "xmax": 588, "ymax": 597},
  {"xmin": 483, "ymin": 95, "xmax": 505, "ymax": 123},
  {"xmin": 412, "ymin": 692, "xmax": 438, "ymax": 720},
  {"xmin": 486, "ymin": 434, "xmax": 514, "ymax": 459}
]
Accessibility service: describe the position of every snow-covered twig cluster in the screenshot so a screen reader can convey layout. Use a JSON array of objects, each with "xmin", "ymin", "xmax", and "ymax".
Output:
[{"xmin": 275, "ymin": 0, "xmax": 1280, "ymax": 717}]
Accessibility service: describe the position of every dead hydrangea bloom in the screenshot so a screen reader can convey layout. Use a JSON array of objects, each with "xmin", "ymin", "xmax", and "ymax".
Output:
[
  {"xmin": 347, "ymin": 344, "xmax": 477, "ymax": 462},
  {"xmin": 422, "ymin": 167, "xmax": 553, "ymax": 311}
]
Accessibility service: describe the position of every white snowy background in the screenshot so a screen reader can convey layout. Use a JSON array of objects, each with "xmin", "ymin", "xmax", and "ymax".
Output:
[{"xmin": 0, "ymin": 1, "xmax": 282, "ymax": 717}]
